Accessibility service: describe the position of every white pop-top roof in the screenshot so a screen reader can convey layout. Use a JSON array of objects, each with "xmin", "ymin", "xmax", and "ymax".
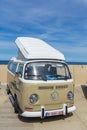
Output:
[{"xmin": 15, "ymin": 37, "xmax": 65, "ymax": 60}]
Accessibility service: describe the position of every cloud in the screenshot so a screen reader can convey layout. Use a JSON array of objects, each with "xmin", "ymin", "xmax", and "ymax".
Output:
[
  {"xmin": 0, "ymin": 0, "xmax": 87, "ymax": 61},
  {"xmin": 54, "ymin": 42, "xmax": 87, "ymax": 61},
  {"xmin": 0, "ymin": 41, "xmax": 17, "ymax": 60},
  {"xmin": 76, "ymin": 0, "xmax": 87, "ymax": 4},
  {"xmin": 0, "ymin": 41, "xmax": 16, "ymax": 49}
]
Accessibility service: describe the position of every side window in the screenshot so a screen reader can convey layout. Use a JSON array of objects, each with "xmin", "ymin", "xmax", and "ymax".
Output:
[
  {"xmin": 17, "ymin": 64, "xmax": 24, "ymax": 77},
  {"xmin": 57, "ymin": 67, "xmax": 66, "ymax": 76},
  {"xmin": 8, "ymin": 61, "xmax": 12, "ymax": 70},
  {"xmin": 8, "ymin": 61, "xmax": 18, "ymax": 74}
]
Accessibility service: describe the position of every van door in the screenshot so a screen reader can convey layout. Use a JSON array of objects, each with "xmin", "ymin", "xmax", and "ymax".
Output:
[
  {"xmin": 14, "ymin": 63, "xmax": 24, "ymax": 107},
  {"xmin": 7, "ymin": 61, "xmax": 18, "ymax": 96}
]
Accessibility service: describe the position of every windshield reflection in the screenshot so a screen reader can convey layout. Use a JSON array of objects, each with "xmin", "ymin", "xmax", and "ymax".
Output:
[{"xmin": 24, "ymin": 61, "xmax": 71, "ymax": 80}]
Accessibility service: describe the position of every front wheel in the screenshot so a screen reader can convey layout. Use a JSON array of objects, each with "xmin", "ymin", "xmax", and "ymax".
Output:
[
  {"xmin": 6, "ymin": 85, "xmax": 10, "ymax": 95},
  {"xmin": 14, "ymin": 98, "xmax": 19, "ymax": 113}
]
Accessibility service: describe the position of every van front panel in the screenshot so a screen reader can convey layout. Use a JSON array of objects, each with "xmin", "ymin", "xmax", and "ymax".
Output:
[{"xmin": 21, "ymin": 80, "xmax": 74, "ymax": 112}]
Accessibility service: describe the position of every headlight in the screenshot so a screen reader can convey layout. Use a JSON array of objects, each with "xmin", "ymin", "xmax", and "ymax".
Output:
[
  {"xmin": 29, "ymin": 94, "xmax": 38, "ymax": 104},
  {"xmin": 67, "ymin": 91, "xmax": 74, "ymax": 100}
]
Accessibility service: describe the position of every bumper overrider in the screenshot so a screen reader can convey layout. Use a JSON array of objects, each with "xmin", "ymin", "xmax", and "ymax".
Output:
[{"xmin": 20, "ymin": 104, "xmax": 76, "ymax": 118}]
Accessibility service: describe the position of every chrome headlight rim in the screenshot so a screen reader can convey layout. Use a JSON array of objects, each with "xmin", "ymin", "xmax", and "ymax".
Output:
[
  {"xmin": 29, "ymin": 94, "xmax": 38, "ymax": 104},
  {"xmin": 67, "ymin": 91, "xmax": 74, "ymax": 100}
]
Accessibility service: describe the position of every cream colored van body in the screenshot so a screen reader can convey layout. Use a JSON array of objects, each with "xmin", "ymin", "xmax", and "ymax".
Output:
[{"xmin": 7, "ymin": 37, "xmax": 76, "ymax": 118}]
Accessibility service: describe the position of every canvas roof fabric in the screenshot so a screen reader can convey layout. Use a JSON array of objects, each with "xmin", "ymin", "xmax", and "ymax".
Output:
[{"xmin": 15, "ymin": 37, "xmax": 65, "ymax": 60}]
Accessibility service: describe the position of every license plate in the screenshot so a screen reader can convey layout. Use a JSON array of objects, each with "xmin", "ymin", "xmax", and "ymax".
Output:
[{"xmin": 46, "ymin": 110, "xmax": 63, "ymax": 117}]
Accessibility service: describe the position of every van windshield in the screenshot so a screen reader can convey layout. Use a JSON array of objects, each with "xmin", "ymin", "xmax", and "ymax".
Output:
[{"xmin": 24, "ymin": 61, "xmax": 71, "ymax": 80}]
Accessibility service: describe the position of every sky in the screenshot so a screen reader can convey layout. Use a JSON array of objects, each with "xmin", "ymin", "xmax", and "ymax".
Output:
[{"xmin": 0, "ymin": 0, "xmax": 87, "ymax": 62}]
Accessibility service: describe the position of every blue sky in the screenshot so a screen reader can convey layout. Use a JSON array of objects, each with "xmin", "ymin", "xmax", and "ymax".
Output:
[{"xmin": 0, "ymin": 0, "xmax": 87, "ymax": 62}]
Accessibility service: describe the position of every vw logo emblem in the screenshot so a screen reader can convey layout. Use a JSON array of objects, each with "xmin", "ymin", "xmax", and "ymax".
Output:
[{"xmin": 51, "ymin": 91, "xmax": 58, "ymax": 100}]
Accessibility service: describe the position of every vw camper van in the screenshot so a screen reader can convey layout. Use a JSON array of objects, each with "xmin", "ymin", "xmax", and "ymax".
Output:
[{"xmin": 7, "ymin": 37, "xmax": 76, "ymax": 118}]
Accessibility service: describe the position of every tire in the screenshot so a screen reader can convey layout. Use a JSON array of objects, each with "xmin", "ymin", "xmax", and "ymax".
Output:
[
  {"xmin": 7, "ymin": 89, "xmax": 10, "ymax": 95},
  {"xmin": 6, "ymin": 85, "xmax": 10, "ymax": 95},
  {"xmin": 14, "ymin": 97, "xmax": 19, "ymax": 113}
]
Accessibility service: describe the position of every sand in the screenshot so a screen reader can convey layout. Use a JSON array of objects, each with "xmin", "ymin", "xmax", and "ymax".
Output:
[
  {"xmin": 0, "ymin": 65, "xmax": 7, "ymax": 85},
  {"xmin": 0, "ymin": 86, "xmax": 8, "ymax": 107},
  {"xmin": 69, "ymin": 65, "xmax": 87, "ymax": 85}
]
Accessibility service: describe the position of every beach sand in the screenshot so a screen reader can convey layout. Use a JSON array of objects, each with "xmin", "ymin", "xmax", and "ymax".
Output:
[
  {"xmin": 69, "ymin": 65, "xmax": 87, "ymax": 85},
  {"xmin": 0, "ymin": 65, "xmax": 7, "ymax": 84},
  {"xmin": 0, "ymin": 85, "xmax": 8, "ymax": 107}
]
